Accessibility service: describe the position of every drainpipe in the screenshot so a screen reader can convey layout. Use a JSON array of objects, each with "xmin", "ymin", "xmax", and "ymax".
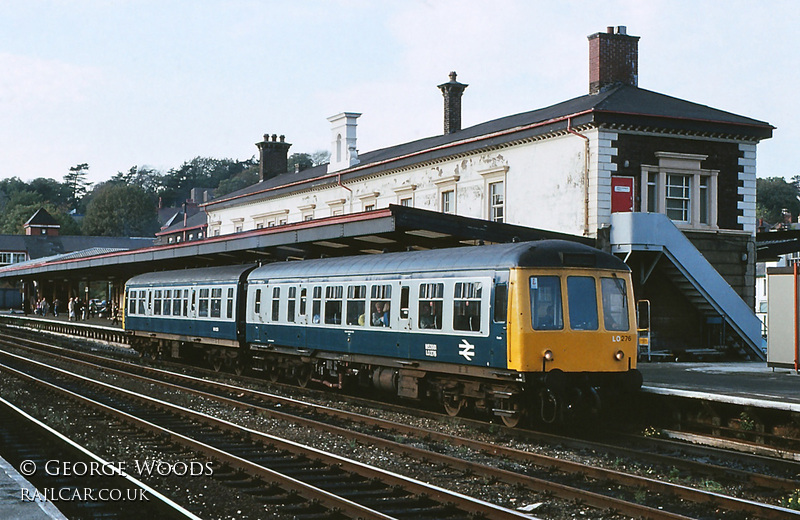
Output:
[
  {"xmin": 567, "ymin": 117, "xmax": 590, "ymax": 236},
  {"xmin": 337, "ymin": 173, "xmax": 353, "ymax": 213},
  {"xmin": 795, "ymin": 263, "xmax": 798, "ymax": 371}
]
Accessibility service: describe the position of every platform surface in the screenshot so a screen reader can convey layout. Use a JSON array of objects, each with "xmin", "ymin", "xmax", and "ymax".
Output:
[
  {"xmin": 0, "ymin": 455, "xmax": 67, "ymax": 520},
  {"xmin": 639, "ymin": 361, "xmax": 800, "ymax": 408}
]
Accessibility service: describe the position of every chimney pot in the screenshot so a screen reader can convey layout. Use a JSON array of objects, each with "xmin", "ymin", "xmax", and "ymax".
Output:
[{"xmin": 607, "ymin": 26, "xmax": 614, "ymax": 33}]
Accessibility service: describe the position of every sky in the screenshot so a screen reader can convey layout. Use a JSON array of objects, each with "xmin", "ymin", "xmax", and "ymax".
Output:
[{"xmin": 0, "ymin": 0, "xmax": 797, "ymax": 187}]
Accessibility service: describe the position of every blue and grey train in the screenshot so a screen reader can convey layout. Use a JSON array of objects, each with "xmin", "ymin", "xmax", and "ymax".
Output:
[{"xmin": 124, "ymin": 240, "xmax": 642, "ymax": 426}]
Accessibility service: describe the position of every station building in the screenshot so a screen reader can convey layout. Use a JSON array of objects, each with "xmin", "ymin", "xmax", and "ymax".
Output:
[{"xmin": 200, "ymin": 27, "xmax": 772, "ymax": 359}]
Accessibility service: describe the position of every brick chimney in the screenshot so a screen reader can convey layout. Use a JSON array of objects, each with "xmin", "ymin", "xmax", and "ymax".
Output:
[
  {"xmin": 588, "ymin": 26, "xmax": 639, "ymax": 94},
  {"xmin": 256, "ymin": 133, "xmax": 291, "ymax": 182},
  {"xmin": 437, "ymin": 71, "xmax": 468, "ymax": 134}
]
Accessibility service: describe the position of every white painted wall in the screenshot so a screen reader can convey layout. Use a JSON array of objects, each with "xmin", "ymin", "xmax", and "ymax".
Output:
[{"xmin": 206, "ymin": 132, "xmax": 596, "ymax": 238}]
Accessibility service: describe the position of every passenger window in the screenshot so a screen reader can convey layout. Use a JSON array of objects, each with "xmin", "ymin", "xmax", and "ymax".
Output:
[
  {"xmin": 325, "ymin": 286, "xmax": 343, "ymax": 324},
  {"xmin": 312, "ymin": 287, "xmax": 321, "ymax": 323},
  {"xmin": 198, "ymin": 288, "xmax": 209, "ymax": 317},
  {"xmin": 493, "ymin": 283, "xmax": 507, "ymax": 323},
  {"xmin": 346, "ymin": 285, "xmax": 367, "ymax": 326},
  {"xmin": 211, "ymin": 288, "xmax": 222, "ymax": 318},
  {"xmin": 418, "ymin": 283, "xmax": 443, "ymax": 330},
  {"xmin": 400, "ymin": 286, "xmax": 409, "ymax": 319},
  {"xmin": 299, "ymin": 287, "xmax": 307, "ymax": 317},
  {"xmin": 370, "ymin": 284, "xmax": 392, "ymax": 328},
  {"xmin": 183, "ymin": 289, "xmax": 189, "ymax": 317},
  {"xmin": 226, "ymin": 288, "xmax": 234, "ymax": 319},
  {"xmin": 137, "ymin": 292, "xmax": 146, "ymax": 315},
  {"xmin": 567, "ymin": 276, "xmax": 598, "ymax": 331},
  {"xmin": 271, "ymin": 287, "xmax": 280, "ymax": 322},
  {"xmin": 163, "ymin": 290, "xmax": 172, "ymax": 316},
  {"xmin": 601, "ymin": 277, "xmax": 629, "ymax": 331},
  {"xmin": 530, "ymin": 276, "xmax": 563, "ymax": 330},
  {"xmin": 254, "ymin": 288, "xmax": 262, "ymax": 315},
  {"xmin": 453, "ymin": 282, "xmax": 482, "ymax": 331},
  {"xmin": 153, "ymin": 290, "xmax": 162, "ymax": 315},
  {"xmin": 287, "ymin": 287, "xmax": 297, "ymax": 323},
  {"xmin": 127, "ymin": 290, "xmax": 134, "ymax": 315}
]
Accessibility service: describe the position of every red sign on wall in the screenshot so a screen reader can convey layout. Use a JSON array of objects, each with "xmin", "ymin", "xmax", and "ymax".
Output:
[{"xmin": 611, "ymin": 176, "xmax": 634, "ymax": 213}]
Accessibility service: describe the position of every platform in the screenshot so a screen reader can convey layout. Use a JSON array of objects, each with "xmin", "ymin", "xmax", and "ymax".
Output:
[
  {"xmin": 639, "ymin": 362, "xmax": 800, "ymax": 410},
  {"xmin": 0, "ymin": 455, "xmax": 67, "ymax": 520}
]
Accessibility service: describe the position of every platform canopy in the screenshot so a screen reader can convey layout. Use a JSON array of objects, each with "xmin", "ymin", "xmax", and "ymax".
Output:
[{"xmin": 0, "ymin": 205, "xmax": 590, "ymax": 284}]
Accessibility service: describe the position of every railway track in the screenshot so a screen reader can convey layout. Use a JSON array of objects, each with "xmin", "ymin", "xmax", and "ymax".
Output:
[
  {"xmin": 0, "ymin": 394, "xmax": 199, "ymax": 520},
  {"xmin": 0, "ymin": 347, "xmax": 534, "ymax": 520},
  {"xmin": 1, "ymin": 333, "xmax": 798, "ymax": 519}
]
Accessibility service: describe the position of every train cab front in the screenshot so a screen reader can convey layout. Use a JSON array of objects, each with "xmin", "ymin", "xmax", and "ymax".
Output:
[{"xmin": 506, "ymin": 267, "xmax": 642, "ymax": 424}]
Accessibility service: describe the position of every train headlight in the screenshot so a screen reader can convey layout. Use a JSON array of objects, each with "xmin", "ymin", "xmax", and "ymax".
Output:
[
  {"xmin": 543, "ymin": 350, "xmax": 554, "ymax": 361},
  {"xmin": 614, "ymin": 350, "xmax": 625, "ymax": 361}
]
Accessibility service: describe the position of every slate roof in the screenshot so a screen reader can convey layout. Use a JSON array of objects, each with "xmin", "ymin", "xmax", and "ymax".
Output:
[
  {"xmin": 0, "ymin": 235, "xmax": 155, "ymax": 260},
  {"xmin": 24, "ymin": 208, "xmax": 59, "ymax": 227},
  {"xmin": 206, "ymin": 84, "xmax": 774, "ymax": 211},
  {"xmin": 156, "ymin": 211, "xmax": 208, "ymax": 235}
]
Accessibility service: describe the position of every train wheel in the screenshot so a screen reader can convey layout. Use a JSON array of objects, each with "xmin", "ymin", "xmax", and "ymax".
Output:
[
  {"xmin": 296, "ymin": 365, "xmax": 311, "ymax": 388},
  {"xmin": 443, "ymin": 396, "xmax": 465, "ymax": 417},
  {"xmin": 498, "ymin": 397, "xmax": 524, "ymax": 428},
  {"xmin": 211, "ymin": 358, "xmax": 223, "ymax": 372},
  {"xmin": 268, "ymin": 366, "xmax": 280, "ymax": 382},
  {"xmin": 501, "ymin": 411, "xmax": 522, "ymax": 428},
  {"xmin": 233, "ymin": 360, "xmax": 244, "ymax": 376}
]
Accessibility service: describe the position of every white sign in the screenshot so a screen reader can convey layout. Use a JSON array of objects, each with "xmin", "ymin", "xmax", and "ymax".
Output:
[{"xmin": 458, "ymin": 339, "xmax": 475, "ymax": 361}]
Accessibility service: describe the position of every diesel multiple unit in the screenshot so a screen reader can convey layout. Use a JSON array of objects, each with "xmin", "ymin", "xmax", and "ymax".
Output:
[{"xmin": 124, "ymin": 240, "xmax": 642, "ymax": 426}]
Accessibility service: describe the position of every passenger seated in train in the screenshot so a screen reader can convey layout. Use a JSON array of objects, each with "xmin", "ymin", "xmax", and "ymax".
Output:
[{"xmin": 372, "ymin": 302, "xmax": 390, "ymax": 327}]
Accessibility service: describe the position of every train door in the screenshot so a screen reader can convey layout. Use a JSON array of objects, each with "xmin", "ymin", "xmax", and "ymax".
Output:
[
  {"xmin": 394, "ymin": 282, "xmax": 411, "ymax": 358},
  {"xmin": 295, "ymin": 285, "xmax": 308, "ymax": 348}
]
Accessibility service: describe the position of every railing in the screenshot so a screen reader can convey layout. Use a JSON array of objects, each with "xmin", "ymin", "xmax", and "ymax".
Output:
[{"xmin": 0, "ymin": 314, "xmax": 129, "ymax": 345}]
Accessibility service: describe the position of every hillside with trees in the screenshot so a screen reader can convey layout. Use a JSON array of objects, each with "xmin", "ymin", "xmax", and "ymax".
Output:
[{"xmin": 0, "ymin": 150, "xmax": 328, "ymax": 237}]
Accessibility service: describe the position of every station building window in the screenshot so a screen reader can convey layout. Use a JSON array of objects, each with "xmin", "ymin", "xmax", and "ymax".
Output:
[
  {"xmin": 640, "ymin": 152, "xmax": 717, "ymax": 229},
  {"xmin": 489, "ymin": 181, "xmax": 504, "ymax": 223}
]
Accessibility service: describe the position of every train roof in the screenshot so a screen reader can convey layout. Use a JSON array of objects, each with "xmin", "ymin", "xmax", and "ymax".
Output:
[
  {"xmin": 249, "ymin": 240, "xmax": 629, "ymax": 280},
  {"xmin": 126, "ymin": 264, "xmax": 256, "ymax": 286}
]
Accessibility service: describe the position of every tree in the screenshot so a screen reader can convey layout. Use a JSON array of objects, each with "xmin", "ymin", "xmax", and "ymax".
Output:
[
  {"xmin": 756, "ymin": 177, "xmax": 800, "ymax": 224},
  {"xmin": 216, "ymin": 166, "xmax": 259, "ymax": 197},
  {"xmin": 287, "ymin": 153, "xmax": 314, "ymax": 173},
  {"xmin": 63, "ymin": 163, "xmax": 92, "ymax": 211},
  {"xmin": 110, "ymin": 166, "xmax": 163, "ymax": 194},
  {"xmin": 81, "ymin": 183, "xmax": 159, "ymax": 237},
  {"xmin": 309, "ymin": 150, "xmax": 331, "ymax": 166}
]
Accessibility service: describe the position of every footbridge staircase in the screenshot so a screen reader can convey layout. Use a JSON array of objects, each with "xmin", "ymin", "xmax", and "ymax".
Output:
[{"xmin": 610, "ymin": 212, "xmax": 765, "ymax": 361}]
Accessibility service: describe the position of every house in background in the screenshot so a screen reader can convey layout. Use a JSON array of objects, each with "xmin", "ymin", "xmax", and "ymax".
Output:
[
  {"xmin": 0, "ymin": 208, "xmax": 154, "ymax": 310},
  {"xmin": 201, "ymin": 27, "xmax": 772, "ymax": 359}
]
